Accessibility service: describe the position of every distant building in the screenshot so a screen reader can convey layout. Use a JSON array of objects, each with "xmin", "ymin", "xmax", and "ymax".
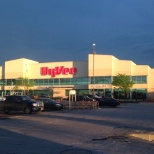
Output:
[{"xmin": 0, "ymin": 54, "xmax": 154, "ymax": 100}]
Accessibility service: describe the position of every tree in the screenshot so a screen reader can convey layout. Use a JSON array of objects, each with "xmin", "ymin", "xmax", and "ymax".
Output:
[
  {"xmin": 13, "ymin": 77, "xmax": 34, "ymax": 95},
  {"xmin": 112, "ymin": 73, "xmax": 134, "ymax": 99}
]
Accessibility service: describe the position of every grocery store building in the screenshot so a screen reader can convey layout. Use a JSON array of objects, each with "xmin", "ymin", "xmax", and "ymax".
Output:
[{"xmin": 0, "ymin": 54, "xmax": 154, "ymax": 100}]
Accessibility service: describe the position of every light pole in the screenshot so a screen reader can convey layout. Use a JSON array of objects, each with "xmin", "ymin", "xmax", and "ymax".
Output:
[{"xmin": 92, "ymin": 43, "xmax": 96, "ymax": 95}]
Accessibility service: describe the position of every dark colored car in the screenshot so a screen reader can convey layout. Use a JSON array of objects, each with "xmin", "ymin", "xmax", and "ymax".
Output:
[
  {"xmin": 0, "ymin": 95, "xmax": 44, "ymax": 114},
  {"xmin": 36, "ymin": 98, "xmax": 65, "ymax": 110},
  {"xmin": 76, "ymin": 95, "xmax": 95, "ymax": 101},
  {"xmin": 86, "ymin": 94, "xmax": 102, "ymax": 101},
  {"xmin": 98, "ymin": 97, "xmax": 120, "ymax": 107}
]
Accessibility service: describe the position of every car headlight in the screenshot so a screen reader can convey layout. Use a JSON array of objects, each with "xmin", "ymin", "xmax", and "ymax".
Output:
[
  {"xmin": 56, "ymin": 104, "xmax": 61, "ymax": 107},
  {"xmin": 32, "ymin": 103, "xmax": 38, "ymax": 107}
]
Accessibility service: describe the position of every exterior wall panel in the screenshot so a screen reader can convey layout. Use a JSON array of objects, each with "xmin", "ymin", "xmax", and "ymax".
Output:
[
  {"xmin": 5, "ymin": 58, "xmax": 38, "ymax": 79},
  {"xmin": 132, "ymin": 65, "xmax": 149, "ymax": 75},
  {"xmin": 113, "ymin": 60, "xmax": 134, "ymax": 76},
  {"xmin": 28, "ymin": 61, "xmax": 87, "ymax": 79},
  {"xmin": 88, "ymin": 54, "xmax": 116, "ymax": 76}
]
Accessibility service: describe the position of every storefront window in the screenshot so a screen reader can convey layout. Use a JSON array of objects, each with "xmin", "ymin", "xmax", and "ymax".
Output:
[
  {"xmin": 132, "ymin": 89, "xmax": 147, "ymax": 100},
  {"xmin": 6, "ymin": 79, "xmax": 12, "ymax": 85},
  {"xmin": 44, "ymin": 79, "xmax": 49, "ymax": 85},
  {"xmin": 71, "ymin": 78, "xmax": 81, "ymax": 85},
  {"xmin": 105, "ymin": 89, "xmax": 112, "ymax": 97},
  {"xmin": 34, "ymin": 79, "xmax": 39, "ymax": 85},
  {"xmin": 0, "ymin": 79, "xmax": 6, "ymax": 86},
  {"xmin": 49, "ymin": 79, "xmax": 53, "ymax": 85},
  {"xmin": 113, "ymin": 89, "xmax": 125, "ymax": 99},
  {"xmin": 103, "ymin": 77, "xmax": 111, "ymax": 84},
  {"xmin": 77, "ymin": 89, "xmax": 89, "ymax": 95},
  {"xmin": 53, "ymin": 79, "xmax": 59, "ymax": 85},
  {"xmin": 38, "ymin": 79, "xmax": 43, "ymax": 85},
  {"xmin": 94, "ymin": 77, "xmax": 102, "ymax": 84},
  {"xmin": 81, "ymin": 78, "xmax": 89, "ymax": 85},
  {"xmin": 91, "ymin": 76, "xmax": 111, "ymax": 84},
  {"xmin": 132, "ymin": 76, "xmax": 147, "ymax": 83},
  {"xmin": 60, "ymin": 78, "xmax": 71, "ymax": 85}
]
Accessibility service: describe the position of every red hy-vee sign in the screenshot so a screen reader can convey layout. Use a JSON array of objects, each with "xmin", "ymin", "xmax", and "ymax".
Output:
[{"xmin": 40, "ymin": 66, "xmax": 77, "ymax": 77}]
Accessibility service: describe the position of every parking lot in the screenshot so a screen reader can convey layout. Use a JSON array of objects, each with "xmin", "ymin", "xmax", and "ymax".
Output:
[{"xmin": 0, "ymin": 102, "xmax": 154, "ymax": 154}]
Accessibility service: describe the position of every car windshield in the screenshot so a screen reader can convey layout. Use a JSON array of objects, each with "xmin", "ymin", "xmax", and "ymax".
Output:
[
  {"xmin": 49, "ymin": 99, "xmax": 56, "ymax": 103},
  {"xmin": 20, "ymin": 96, "xmax": 31, "ymax": 101}
]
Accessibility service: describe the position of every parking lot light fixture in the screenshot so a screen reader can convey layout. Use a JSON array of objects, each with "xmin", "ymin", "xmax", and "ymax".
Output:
[{"xmin": 92, "ymin": 43, "xmax": 96, "ymax": 95}]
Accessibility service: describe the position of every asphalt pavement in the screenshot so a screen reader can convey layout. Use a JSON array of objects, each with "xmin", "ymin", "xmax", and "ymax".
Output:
[{"xmin": 0, "ymin": 102, "xmax": 154, "ymax": 154}]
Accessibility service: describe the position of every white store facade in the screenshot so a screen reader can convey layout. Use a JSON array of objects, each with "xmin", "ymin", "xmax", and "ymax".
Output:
[{"xmin": 0, "ymin": 54, "xmax": 154, "ymax": 100}]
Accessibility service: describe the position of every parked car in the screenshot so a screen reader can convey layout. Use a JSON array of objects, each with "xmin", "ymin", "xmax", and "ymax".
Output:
[
  {"xmin": 35, "ymin": 98, "xmax": 65, "ymax": 110},
  {"xmin": 76, "ymin": 95, "xmax": 95, "ymax": 101},
  {"xmin": 98, "ymin": 97, "xmax": 120, "ymax": 107},
  {"xmin": 0, "ymin": 95, "xmax": 44, "ymax": 114},
  {"xmin": 87, "ymin": 94, "xmax": 102, "ymax": 101}
]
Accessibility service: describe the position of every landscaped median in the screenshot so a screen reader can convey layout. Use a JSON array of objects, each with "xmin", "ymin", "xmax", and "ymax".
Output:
[{"xmin": 63, "ymin": 101, "xmax": 99, "ymax": 110}]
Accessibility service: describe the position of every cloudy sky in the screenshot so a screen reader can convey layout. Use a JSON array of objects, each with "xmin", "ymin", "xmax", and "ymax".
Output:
[{"xmin": 0, "ymin": 0, "xmax": 154, "ymax": 67}]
